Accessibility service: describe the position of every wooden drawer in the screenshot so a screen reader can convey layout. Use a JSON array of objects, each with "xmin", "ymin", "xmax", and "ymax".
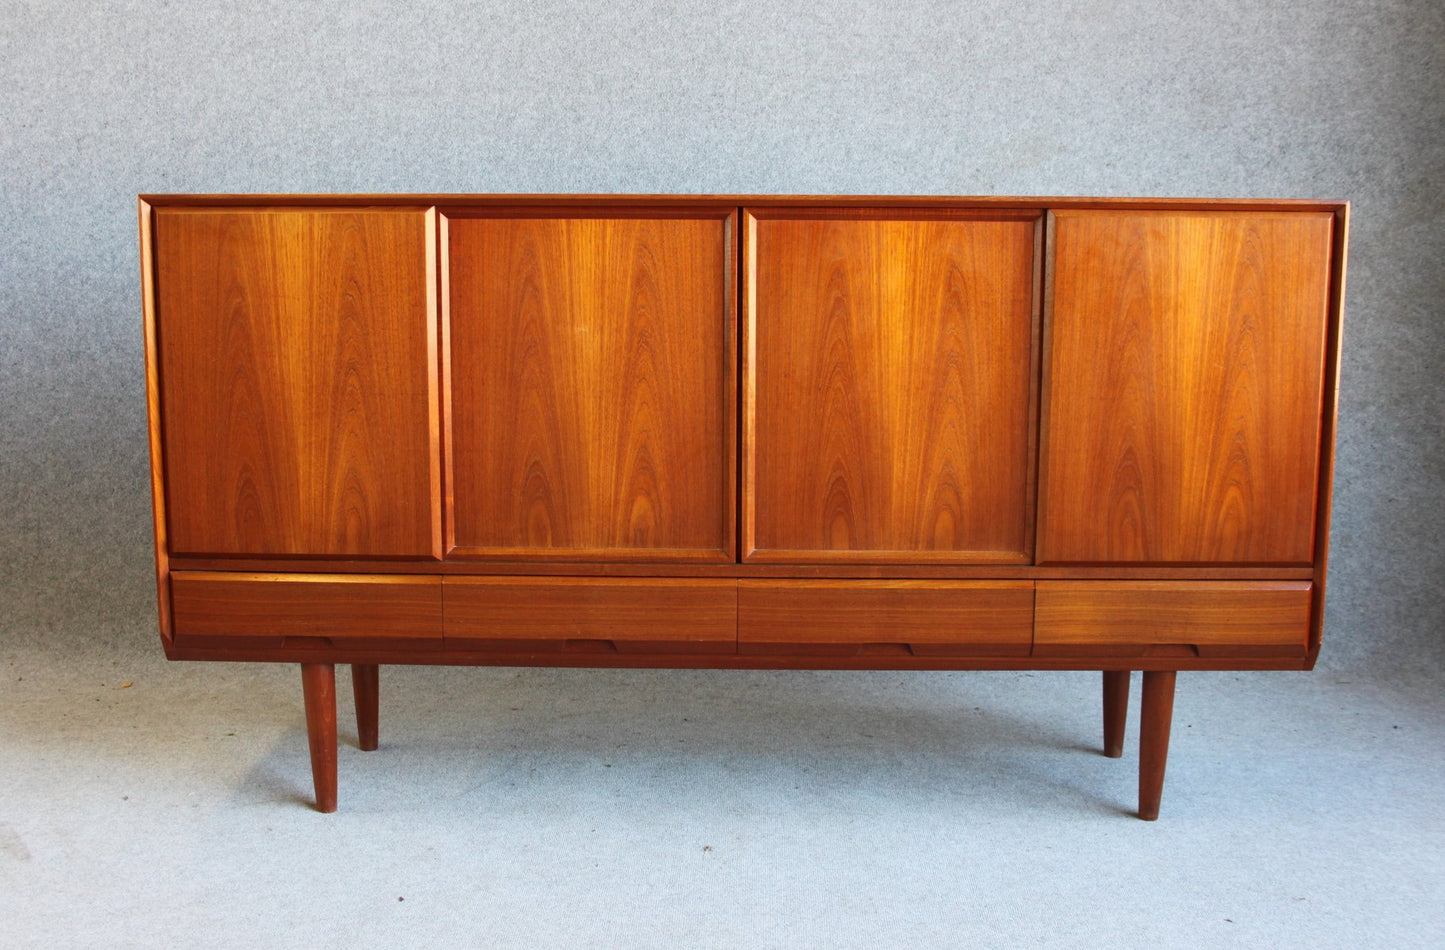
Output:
[
  {"xmin": 1034, "ymin": 581, "xmax": 1312, "ymax": 658},
  {"xmin": 443, "ymin": 578, "xmax": 737, "ymax": 654},
  {"xmin": 738, "ymin": 580, "xmax": 1034, "ymax": 656},
  {"xmin": 170, "ymin": 572, "xmax": 443, "ymax": 649}
]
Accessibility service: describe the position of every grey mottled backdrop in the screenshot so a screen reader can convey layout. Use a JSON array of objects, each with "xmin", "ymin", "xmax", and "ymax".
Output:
[{"xmin": 1, "ymin": 0, "xmax": 1441, "ymax": 676}]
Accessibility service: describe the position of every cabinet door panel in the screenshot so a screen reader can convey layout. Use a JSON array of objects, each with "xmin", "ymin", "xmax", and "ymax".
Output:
[
  {"xmin": 155, "ymin": 209, "xmax": 438, "ymax": 558},
  {"xmin": 446, "ymin": 212, "xmax": 734, "ymax": 560},
  {"xmin": 1039, "ymin": 211, "xmax": 1332, "ymax": 564},
  {"xmin": 746, "ymin": 211, "xmax": 1038, "ymax": 562}
]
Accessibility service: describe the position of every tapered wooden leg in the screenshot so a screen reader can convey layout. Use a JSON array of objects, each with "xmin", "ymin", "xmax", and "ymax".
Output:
[
  {"xmin": 1138, "ymin": 670, "xmax": 1177, "ymax": 821},
  {"xmin": 300, "ymin": 662, "xmax": 338, "ymax": 813},
  {"xmin": 352, "ymin": 664, "xmax": 379, "ymax": 752},
  {"xmin": 1103, "ymin": 670, "xmax": 1130, "ymax": 758}
]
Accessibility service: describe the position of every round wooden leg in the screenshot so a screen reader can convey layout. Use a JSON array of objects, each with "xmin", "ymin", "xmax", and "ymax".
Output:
[
  {"xmin": 301, "ymin": 662, "xmax": 338, "ymax": 813},
  {"xmin": 1138, "ymin": 670, "xmax": 1177, "ymax": 821},
  {"xmin": 352, "ymin": 664, "xmax": 379, "ymax": 752}
]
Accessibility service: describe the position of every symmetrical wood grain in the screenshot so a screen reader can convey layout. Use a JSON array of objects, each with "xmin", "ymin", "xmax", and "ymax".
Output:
[
  {"xmin": 745, "ymin": 212, "xmax": 1038, "ymax": 562},
  {"xmin": 1034, "ymin": 581, "xmax": 1312, "ymax": 658},
  {"xmin": 169, "ymin": 572, "xmax": 443, "ymax": 647},
  {"xmin": 443, "ymin": 577, "xmax": 737, "ymax": 653},
  {"xmin": 738, "ymin": 579, "xmax": 1034, "ymax": 655},
  {"xmin": 446, "ymin": 212, "xmax": 734, "ymax": 560},
  {"xmin": 155, "ymin": 208, "xmax": 438, "ymax": 558},
  {"xmin": 1038, "ymin": 211, "xmax": 1333, "ymax": 564}
]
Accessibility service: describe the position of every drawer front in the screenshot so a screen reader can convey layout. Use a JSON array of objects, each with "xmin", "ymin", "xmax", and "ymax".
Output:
[
  {"xmin": 1034, "ymin": 581, "xmax": 1311, "ymax": 658},
  {"xmin": 443, "ymin": 578, "xmax": 737, "ymax": 654},
  {"xmin": 738, "ymin": 580, "xmax": 1034, "ymax": 656},
  {"xmin": 170, "ymin": 572, "xmax": 443, "ymax": 649}
]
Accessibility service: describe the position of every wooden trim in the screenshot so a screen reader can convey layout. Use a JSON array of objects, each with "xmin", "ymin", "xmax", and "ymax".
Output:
[
  {"xmin": 741, "ymin": 209, "xmax": 760, "ymax": 560},
  {"xmin": 742, "ymin": 549, "xmax": 1033, "ymax": 565},
  {"xmin": 423, "ymin": 207, "xmax": 443, "ymax": 559},
  {"xmin": 444, "ymin": 546, "xmax": 735, "ymax": 563},
  {"xmin": 139, "ymin": 194, "xmax": 1350, "ymax": 214},
  {"xmin": 1306, "ymin": 203, "xmax": 1350, "ymax": 667},
  {"xmin": 722, "ymin": 208, "xmax": 740, "ymax": 562},
  {"xmin": 1023, "ymin": 213, "xmax": 1045, "ymax": 563},
  {"xmin": 438, "ymin": 211, "xmax": 457, "ymax": 557},
  {"xmin": 1033, "ymin": 211, "xmax": 1059, "ymax": 564},
  {"xmin": 164, "ymin": 556, "xmax": 1318, "ymax": 580},
  {"xmin": 741, "ymin": 207, "xmax": 1044, "ymax": 222},
  {"xmin": 164, "ymin": 640, "xmax": 1311, "ymax": 672},
  {"xmin": 138, "ymin": 198, "xmax": 172, "ymax": 645},
  {"xmin": 435, "ymin": 203, "xmax": 738, "ymax": 220}
]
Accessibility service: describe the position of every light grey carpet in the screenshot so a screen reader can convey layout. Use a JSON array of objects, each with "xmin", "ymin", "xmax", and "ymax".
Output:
[{"xmin": 3, "ymin": 645, "xmax": 1441, "ymax": 948}]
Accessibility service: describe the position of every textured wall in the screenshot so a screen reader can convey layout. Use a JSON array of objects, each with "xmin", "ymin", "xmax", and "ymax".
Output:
[{"xmin": 1, "ymin": 0, "xmax": 1440, "ymax": 675}]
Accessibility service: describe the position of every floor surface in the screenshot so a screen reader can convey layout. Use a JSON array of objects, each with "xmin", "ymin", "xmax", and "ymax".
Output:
[{"xmin": 2, "ymin": 644, "xmax": 1442, "ymax": 948}]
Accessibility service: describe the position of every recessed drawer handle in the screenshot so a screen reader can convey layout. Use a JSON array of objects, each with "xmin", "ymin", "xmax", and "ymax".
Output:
[
  {"xmin": 1140, "ymin": 644, "xmax": 1201, "ymax": 658},
  {"xmin": 857, "ymin": 643, "xmax": 916, "ymax": 656},
  {"xmin": 563, "ymin": 639, "xmax": 620, "ymax": 653}
]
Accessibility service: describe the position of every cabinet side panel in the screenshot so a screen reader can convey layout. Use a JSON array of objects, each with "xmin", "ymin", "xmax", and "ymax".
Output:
[
  {"xmin": 447, "ymin": 214, "xmax": 732, "ymax": 560},
  {"xmin": 748, "ymin": 214, "xmax": 1037, "ymax": 562},
  {"xmin": 155, "ymin": 209, "xmax": 436, "ymax": 557},
  {"xmin": 139, "ymin": 199, "xmax": 172, "ymax": 644},
  {"xmin": 1039, "ymin": 211, "xmax": 1333, "ymax": 564}
]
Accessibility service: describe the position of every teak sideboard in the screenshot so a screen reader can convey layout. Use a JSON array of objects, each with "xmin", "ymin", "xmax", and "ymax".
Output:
[{"xmin": 138, "ymin": 194, "xmax": 1347, "ymax": 818}]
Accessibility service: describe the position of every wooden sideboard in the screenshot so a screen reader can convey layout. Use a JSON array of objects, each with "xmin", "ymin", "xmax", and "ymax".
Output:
[{"xmin": 139, "ymin": 194, "xmax": 1347, "ymax": 818}]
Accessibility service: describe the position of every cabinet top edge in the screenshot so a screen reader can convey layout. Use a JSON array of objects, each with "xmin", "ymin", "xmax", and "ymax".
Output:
[{"xmin": 137, "ymin": 194, "xmax": 1350, "ymax": 213}]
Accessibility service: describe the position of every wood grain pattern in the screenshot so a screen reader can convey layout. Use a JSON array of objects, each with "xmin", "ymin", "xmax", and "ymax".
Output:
[
  {"xmin": 155, "ymin": 208, "xmax": 438, "ymax": 557},
  {"xmin": 446, "ymin": 212, "xmax": 734, "ymax": 560},
  {"xmin": 745, "ymin": 212, "xmax": 1038, "ymax": 562},
  {"xmin": 738, "ymin": 580, "xmax": 1034, "ymax": 655},
  {"xmin": 1034, "ymin": 581, "xmax": 1312, "ymax": 658},
  {"xmin": 443, "ymin": 577, "xmax": 737, "ymax": 653},
  {"xmin": 170, "ymin": 572, "xmax": 443, "ymax": 647},
  {"xmin": 1038, "ymin": 211, "xmax": 1333, "ymax": 564}
]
